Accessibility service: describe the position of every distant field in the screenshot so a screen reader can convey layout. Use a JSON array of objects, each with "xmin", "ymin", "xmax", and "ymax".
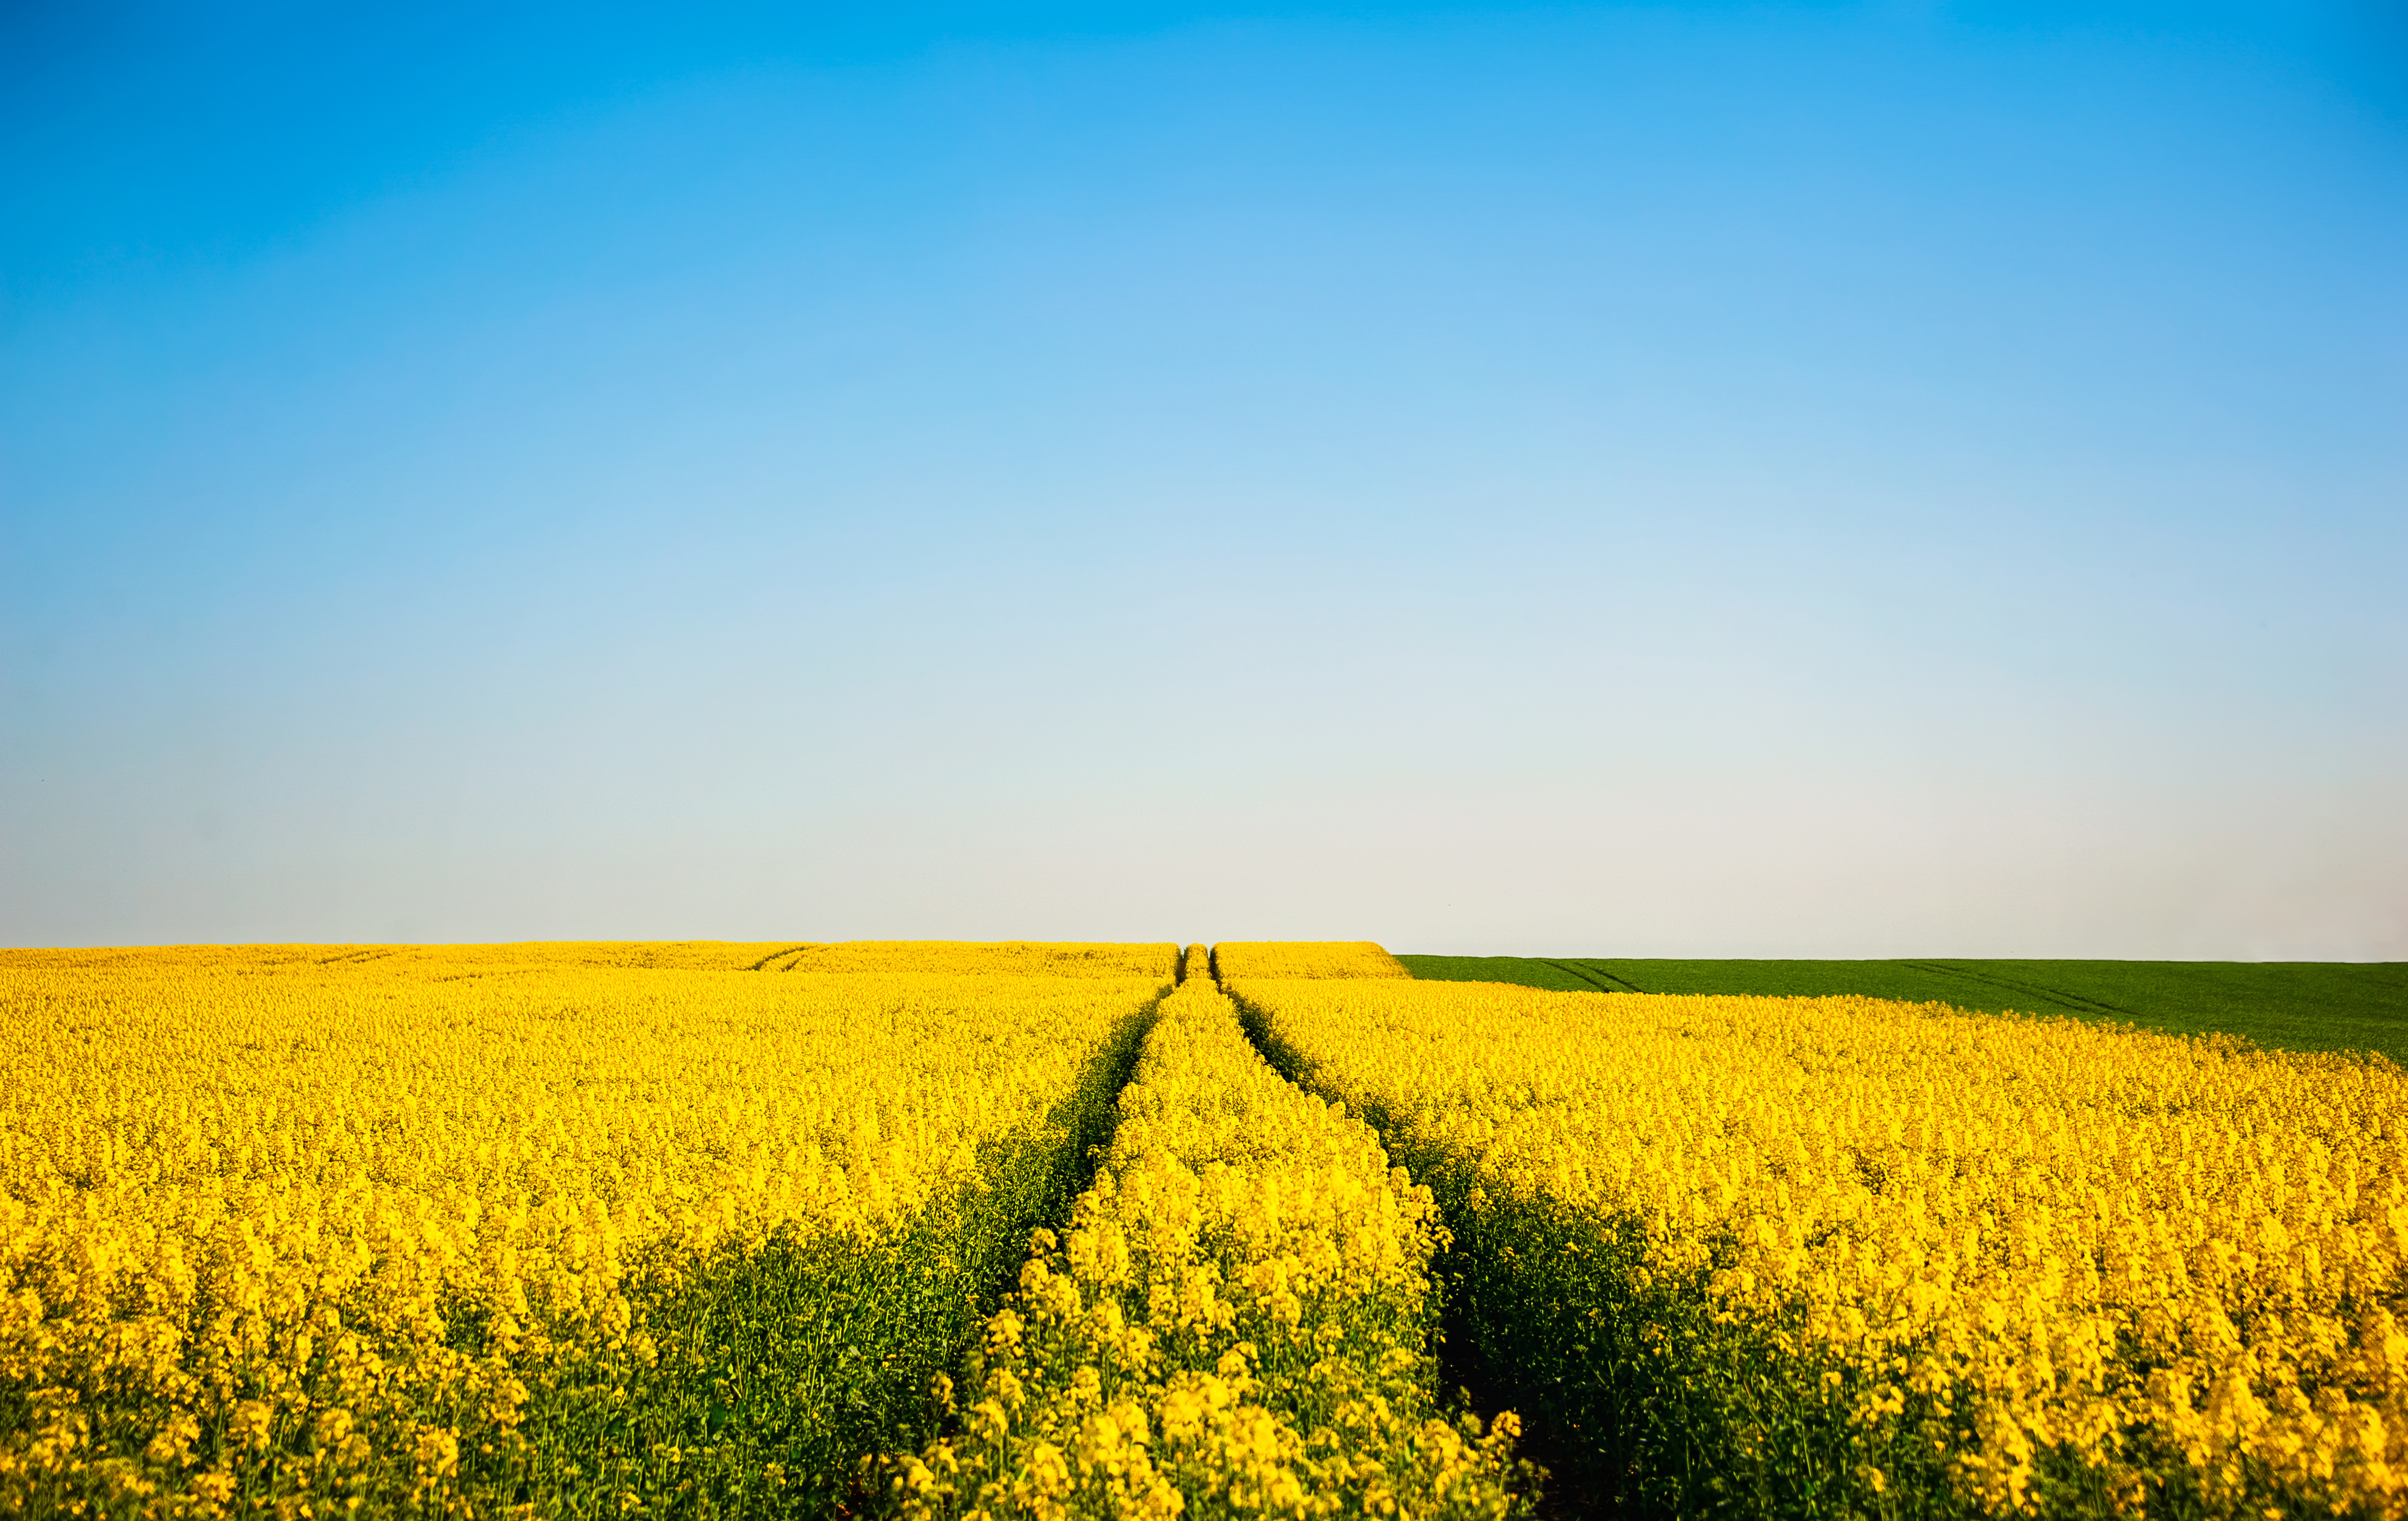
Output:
[{"xmin": 1397, "ymin": 954, "xmax": 2408, "ymax": 1065}]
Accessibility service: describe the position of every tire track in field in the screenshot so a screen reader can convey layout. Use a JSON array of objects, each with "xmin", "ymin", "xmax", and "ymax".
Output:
[
  {"xmin": 910, "ymin": 952, "xmax": 1536, "ymax": 1517},
  {"xmin": 898, "ymin": 969, "xmax": 1178, "ymax": 1490},
  {"xmin": 1542, "ymin": 958, "xmax": 1644, "ymax": 994},
  {"xmin": 1218, "ymin": 964, "xmax": 1551, "ymax": 1513},
  {"xmin": 317, "ymin": 947, "xmax": 397, "ymax": 967},
  {"xmin": 1899, "ymin": 959, "xmax": 2138, "ymax": 1020}
]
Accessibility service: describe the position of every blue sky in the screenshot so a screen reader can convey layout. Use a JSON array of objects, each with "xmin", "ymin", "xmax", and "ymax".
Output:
[{"xmin": 4, "ymin": 1, "xmax": 2403, "ymax": 955}]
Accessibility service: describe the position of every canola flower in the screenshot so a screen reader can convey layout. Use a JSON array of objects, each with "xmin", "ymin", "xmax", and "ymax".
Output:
[
  {"xmin": 893, "ymin": 949, "xmax": 1528, "ymax": 1520},
  {"xmin": 1232, "ymin": 973, "xmax": 2408, "ymax": 1519},
  {"xmin": 0, "ymin": 941, "xmax": 1173, "ymax": 1519}
]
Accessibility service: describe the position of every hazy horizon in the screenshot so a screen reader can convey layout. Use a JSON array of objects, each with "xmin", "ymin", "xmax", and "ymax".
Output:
[{"xmin": 5, "ymin": 2, "xmax": 2404, "ymax": 958}]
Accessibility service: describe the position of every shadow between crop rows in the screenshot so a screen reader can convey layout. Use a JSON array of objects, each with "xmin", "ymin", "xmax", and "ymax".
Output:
[{"xmin": 1219, "ymin": 985, "xmax": 1578, "ymax": 1516}]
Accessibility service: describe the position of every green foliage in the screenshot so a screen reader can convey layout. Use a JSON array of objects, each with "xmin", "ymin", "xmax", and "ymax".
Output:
[
  {"xmin": 1418, "ymin": 1168, "xmax": 1936, "ymax": 1519},
  {"xmin": 491, "ymin": 1223, "xmax": 1006, "ymax": 1517},
  {"xmin": 1396, "ymin": 955, "xmax": 2408, "ymax": 1064}
]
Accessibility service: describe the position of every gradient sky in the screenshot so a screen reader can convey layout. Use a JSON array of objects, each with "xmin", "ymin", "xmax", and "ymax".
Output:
[{"xmin": 4, "ymin": 2, "xmax": 2403, "ymax": 956}]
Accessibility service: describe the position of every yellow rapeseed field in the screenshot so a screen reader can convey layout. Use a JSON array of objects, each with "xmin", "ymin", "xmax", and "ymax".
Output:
[
  {"xmin": 17, "ymin": 935, "xmax": 2401, "ymax": 1521},
  {"xmin": 0, "ymin": 941, "xmax": 1173, "ymax": 1519},
  {"xmin": 892, "ymin": 950, "xmax": 1526, "ymax": 1520},
  {"xmin": 1232, "ymin": 973, "xmax": 2408, "ymax": 1519}
]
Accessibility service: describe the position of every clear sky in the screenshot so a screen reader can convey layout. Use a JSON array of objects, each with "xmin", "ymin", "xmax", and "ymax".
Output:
[{"xmin": 4, "ymin": 2, "xmax": 2403, "ymax": 956}]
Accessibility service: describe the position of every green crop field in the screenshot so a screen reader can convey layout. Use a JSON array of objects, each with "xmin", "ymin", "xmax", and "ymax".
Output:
[{"xmin": 1397, "ymin": 954, "xmax": 2408, "ymax": 1064}]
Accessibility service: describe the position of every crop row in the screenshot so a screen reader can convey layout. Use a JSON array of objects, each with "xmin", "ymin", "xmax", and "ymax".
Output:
[{"xmin": 888, "ymin": 948, "xmax": 1524, "ymax": 1519}]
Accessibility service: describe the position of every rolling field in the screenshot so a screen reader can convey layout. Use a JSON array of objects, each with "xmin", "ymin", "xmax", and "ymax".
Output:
[
  {"xmin": 1400, "ymin": 953, "xmax": 2408, "ymax": 1064},
  {"xmin": 0, "ymin": 941, "xmax": 1174, "ymax": 1519},
  {"xmin": 6, "ymin": 939, "xmax": 2403, "ymax": 1519}
]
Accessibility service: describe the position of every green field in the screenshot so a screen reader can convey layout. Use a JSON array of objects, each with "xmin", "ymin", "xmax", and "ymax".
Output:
[{"xmin": 1397, "ymin": 955, "xmax": 2408, "ymax": 1065}]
